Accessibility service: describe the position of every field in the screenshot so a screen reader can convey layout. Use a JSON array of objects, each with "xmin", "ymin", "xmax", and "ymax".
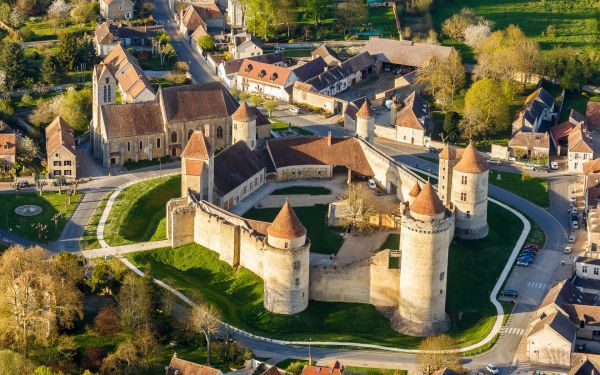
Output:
[
  {"xmin": 0, "ymin": 191, "xmax": 83, "ymax": 242},
  {"xmin": 243, "ymin": 204, "xmax": 345, "ymax": 254},
  {"xmin": 127, "ymin": 201, "xmax": 532, "ymax": 349},
  {"xmin": 103, "ymin": 175, "xmax": 180, "ymax": 246}
]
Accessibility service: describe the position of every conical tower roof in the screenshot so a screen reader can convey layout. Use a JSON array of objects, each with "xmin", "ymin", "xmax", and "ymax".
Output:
[
  {"xmin": 439, "ymin": 144, "xmax": 456, "ymax": 160},
  {"xmin": 454, "ymin": 143, "xmax": 488, "ymax": 173},
  {"xmin": 356, "ymin": 100, "xmax": 373, "ymax": 119},
  {"xmin": 411, "ymin": 181, "xmax": 445, "ymax": 216},
  {"xmin": 408, "ymin": 182, "xmax": 421, "ymax": 197},
  {"xmin": 181, "ymin": 131, "xmax": 212, "ymax": 159},
  {"xmin": 267, "ymin": 200, "xmax": 307, "ymax": 239},
  {"xmin": 231, "ymin": 101, "xmax": 256, "ymax": 121}
]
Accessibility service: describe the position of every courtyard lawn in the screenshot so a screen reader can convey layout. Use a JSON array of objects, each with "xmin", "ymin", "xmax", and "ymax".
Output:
[
  {"xmin": 0, "ymin": 191, "xmax": 83, "ymax": 243},
  {"xmin": 127, "ymin": 201, "xmax": 527, "ymax": 349},
  {"xmin": 80, "ymin": 193, "xmax": 110, "ymax": 250},
  {"xmin": 271, "ymin": 186, "xmax": 331, "ymax": 196},
  {"xmin": 243, "ymin": 204, "xmax": 344, "ymax": 254},
  {"xmin": 270, "ymin": 119, "xmax": 313, "ymax": 136},
  {"xmin": 103, "ymin": 175, "xmax": 180, "ymax": 246},
  {"xmin": 489, "ymin": 170, "xmax": 549, "ymax": 207}
]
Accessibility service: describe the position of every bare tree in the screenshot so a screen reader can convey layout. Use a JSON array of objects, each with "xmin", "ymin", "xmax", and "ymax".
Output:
[
  {"xmin": 416, "ymin": 335, "xmax": 461, "ymax": 375},
  {"xmin": 118, "ymin": 273, "xmax": 153, "ymax": 333},
  {"xmin": 189, "ymin": 304, "xmax": 222, "ymax": 366},
  {"xmin": 343, "ymin": 183, "xmax": 378, "ymax": 233},
  {"xmin": 36, "ymin": 180, "xmax": 47, "ymax": 196}
]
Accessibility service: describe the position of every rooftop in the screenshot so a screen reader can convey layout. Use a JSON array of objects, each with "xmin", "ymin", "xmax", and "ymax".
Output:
[
  {"xmin": 411, "ymin": 181, "xmax": 445, "ymax": 217},
  {"xmin": 267, "ymin": 200, "xmax": 307, "ymax": 239},
  {"xmin": 453, "ymin": 143, "xmax": 488, "ymax": 174}
]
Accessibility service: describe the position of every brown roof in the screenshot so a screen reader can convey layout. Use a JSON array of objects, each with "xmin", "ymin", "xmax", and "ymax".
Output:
[
  {"xmin": 45, "ymin": 116, "xmax": 76, "ymax": 156},
  {"xmin": 167, "ymin": 354, "xmax": 222, "ymax": 375},
  {"xmin": 564, "ymin": 304, "xmax": 600, "ymax": 327},
  {"xmin": 569, "ymin": 358, "xmax": 600, "ymax": 375},
  {"xmin": 509, "ymin": 131, "xmax": 550, "ymax": 149},
  {"xmin": 182, "ymin": 5, "xmax": 208, "ymax": 32},
  {"xmin": 181, "ymin": 131, "xmax": 212, "ymax": 159},
  {"xmin": 356, "ymin": 100, "xmax": 373, "ymax": 119},
  {"xmin": 408, "ymin": 182, "xmax": 421, "ymax": 197},
  {"xmin": 95, "ymin": 22, "xmax": 119, "ymax": 45},
  {"xmin": 587, "ymin": 102, "xmax": 600, "ymax": 130},
  {"xmin": 0, "ymin": 132, "xmax": 16, "ymax": 157},
  {"xmin": 266, "ymin": 137, "xmax": 374, "ymax": 177},
  {"xmin": 159, "ymin": 82, "xmax": 238, "ymax": 123},
  {"xmin": 361, "ymin": 38, "xmax": 452, "ymax": 68},
  {"xmin": 214, "ymin": 141, "xmax": 265, "ymax": 196},
  {"xmin": 101, "ymin": 44, "xmax": 155, "ymax": 100},
  {"xmin": 439, "ymin": 144, "xmax": 455, "ymax": 160},
  {"xmin": 411, "ymin": 181, "xmax": 445, "ymax": 216},
  {"xmin": 101, "ymin": 102, "xmax": 164, "ymax": 139},
  {"xmin": 550, "ymin": 121, "xmax": 576, "ymax": 142},
  {"xmin": 261, "ymin": 367, "xmax": 283, "ymax": 375},
  {"xmin": 540, "ymin": 280, "xmax": 593, "ymax": 311},
  {"xmin": 568, "ymin": 123, "xmax": 594, "ymax": 153},
  {"xmin": 237, "ymin": 59, "xmax": 293, "ymax": 87},
  {"xmin": 302, "ymin": 365, "xmax": 343, "ymax": 375},
  {"xmin": 191, "ymin": 25, "xmax": 209, "ymax": 41},
  {"xmin": 528, "ymin": 310, "xmax": 576, "ymax": 342},
  {"xmin": 453, "ymin": 143, "xmax": 488, "ymax": 174},
  {"xmin": 232, "ymin": 101, "xmax": 256, "ymax": 121},
  {"xmin": 267, "ymin": 201, "xmax": 307, "ymax": 239},
  {"xmin": 584, "ymin": 159, "xmax": 600, "ymax": 175},
  {"xmin": 395, "ymin": 91, "xmax": 427, "ymax": 131}
]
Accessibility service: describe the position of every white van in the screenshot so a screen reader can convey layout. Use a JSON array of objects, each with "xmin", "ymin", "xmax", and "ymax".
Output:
[{"xmin": 288, "ymin": 106, "xmax": 300, "ymax": 114}]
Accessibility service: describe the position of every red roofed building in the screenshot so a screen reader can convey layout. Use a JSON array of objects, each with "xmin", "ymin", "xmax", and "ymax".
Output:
[
  {"xmin": 237, "ymin": 59, "xmax": 297, "ymax": 101},
  {"xmin": 45, "ymin": 116, "xmax": 76, "ymax": 179},
  {"xmin": 0, "ymin": 129, "xmax": 16, "ymax": 172},
  {"xmin": 302, "ymin": 360, "xmax": 344, "ymax": 375}
]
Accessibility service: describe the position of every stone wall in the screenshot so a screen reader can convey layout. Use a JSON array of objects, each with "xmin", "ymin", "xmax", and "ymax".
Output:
[
  {"xmin": 166, "ymin": 197, "xmax": 196, "ymax": 247},
  {"xmin": 292, "ymin": 87, "xmax": 339, "ymax": 114},
  {"xmin": 276, "ymin": 165, "xmax": 333, "ymax": 181}
]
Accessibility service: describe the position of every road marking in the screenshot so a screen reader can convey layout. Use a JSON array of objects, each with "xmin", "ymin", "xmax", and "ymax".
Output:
[
  {"xmin": 502, "ymin": 327, "xmax": 525, "ymax": 335},
  {"xmin": 527, "ymin": 281, "xmax": 549, "ymax": 289},
  {"xmin": 124, "ymin": 174, "xmax": 140, "ymax": 182}
]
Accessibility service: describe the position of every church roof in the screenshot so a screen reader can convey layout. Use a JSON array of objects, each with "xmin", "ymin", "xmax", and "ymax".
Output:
[
  {"xmin": 181, "ymin": 131, "xmax": 212, "ymax": 159},
  {"xmin": 408, "ymin": 182, "xmax": 421, "ymax": 197},
  {"xmin": 232, "ymin": 101, "xmax": 256, "ymax": 121},
  {"xmin": 356, "ymin": 100, "xmax": 373, "ymax": 119},
  {"xmin": 267, "ymin": 201, "xmax": 307, "ymax": 239},
  {"xmin": 411, "ymin": 181, "xmax": 445, "ymax": 216},
  {"xmin": 453, "ymin": 143, "xmax": 488, "ymax": 173}
]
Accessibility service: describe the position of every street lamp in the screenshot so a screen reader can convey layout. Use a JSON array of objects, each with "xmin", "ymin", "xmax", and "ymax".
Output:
[{"xmin": 159, "ymin": 158, "xmax": 162, "ymax": 178}]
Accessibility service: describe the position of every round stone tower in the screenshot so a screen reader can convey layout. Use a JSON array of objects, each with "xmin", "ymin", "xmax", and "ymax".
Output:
[
  {"xmin": 263, "ymin": 201, "xmax": 310, "ymax": 314},
  {"xmin": 356, "ymin": 100, "xmax": 374, "ymax": 144},
  {"xmin": 231, "ymin": 101, "xmax": 257, "ymax": 150},
  {"xmin": 451, "ymin": 143, "xmax": 489, "ymax": 239},
  {"xmin": 396, "ymin": 181, "xmax": 452, "ymax": 336},
  {"xmin": 407, "ymin": 182, "xmax": 421, "ymax": 205}
]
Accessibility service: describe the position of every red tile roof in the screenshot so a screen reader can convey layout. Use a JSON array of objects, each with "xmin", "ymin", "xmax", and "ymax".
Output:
[
  {"xmin": 550, "ymin": 121, "xmax": 576, "ymax": 141},
  {"xmin": 453, "ymin": 143, "xmax": 488, "ymax": 173},
  {"xmin": 411, "ymin": 181, "xmax": 445, "ymax": 216},
  {"xmin": 0, "ymin": 132, "xmax": 16, "ymax": 157},
  {"xmin": 238, "ymin": 59, "xmax": 293, "ymax": 87},
  {"xmin": 267, "ymin": 200, "xmax": 307, "ymax": 239},
  {"xmin": 181, "ymin": 131, "xmax": 212, "ymax": 159},
  {"xmin": 45, "ymin": 116, "xmax": 75, "ymax": 156}
]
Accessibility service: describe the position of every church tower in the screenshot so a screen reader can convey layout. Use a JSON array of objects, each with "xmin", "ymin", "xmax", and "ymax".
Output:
[
  {"xmin": 263, "ymin": 201, "xmax": 310, "ymax": 314},
  {"xmin": 180, "ymin": 131, "xmax": 214, "ymax": 203},
  {"xmin": 451, "ymin": 143, "xmax": 489, "ymax": 239},
  {"xmin": 91, "ymin": 63, "xmax": 116, "ymax": 159},
  {"xmin": 356, "ymin": 101, "xmax": 374, "ymax": 144},
  {"xmin": 231, "ymin": 102, "xmax": 257, "ymax": 150},
  {"xmin": 396, "ymin": 181, "xmax": 452, "ymax": 336}
]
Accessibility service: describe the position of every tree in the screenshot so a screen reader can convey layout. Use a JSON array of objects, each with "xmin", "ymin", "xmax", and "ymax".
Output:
[
  {"xmin": 276, "ymin": 0, "xmax": 296, "ymax": 38},
  {"xmin": 197, "ymin": 35, "xmax": 216, "ymax": 53},
  {"xmin": 0, "ymin": 350, "xmax": 36, "ymax": 373},
  {"xmin": 343, "ymin": 183, "xmax": 378, "ymax": 233},
  {"xmin": 442, "ymin": 111, "xmax": 460, "ymax": 142},
  {"xmin": 417, "ymin": 50, "xmax": 465, "ymax": 106},
  {"xmin": 335, "ymin": 0, "xmax": 367, "ymax": 35},
  {"xmin": 249, "ymin": 95, "xmax": 263, "ymax": 107},
  {"xmin": 53, "ymin": 252, "xmax": 86, "ymax": 290},
  {"xmin": 263, "ymin": 100, "xmax": 278, "ymax": 118},
  {"xmin": 70, "ymin": 0, "xmax": 98, "ymax": 23},
  {"xmin": 57, "ymin": 33, "xmax": 80, "ymax": 71},
  {"xmin": 118, "ymin": 273, "xmax": 153, "ymax": 333},
  {"xmin": 0, "ymin": 98, "xmax": 14, "ymax": 118},
  {"xmin": 0, "ymin": 246, "xmax": 83, "ymax": 355},
  {"xmin": 189, "ymin": 304, "xmax": 222, "ymax": 366},
  {"xmin": 36, "ymin": 180, "xmax": 47, "ymax": 196},
  {"xmin": 460, "ymin": 78, "xmax": 510, "ymax": 139},
  {"xmin": 0, "ymin": 4, "xmax": 10, "ymax": 25},
  {"xmin": 59, "ymin": 88, "xmax": 92, "ymax": 132},
  {"xmin": 0, "ymin": 42, "xmax": 25, "ymax": 91},
  {"xmin": 99, "ymin": 339, "xmax": 139, "ymax": 374},
  {"xmin": 441, "ymin": 8, "xmax": 481, "ymax": 40},
  {"xmin": 464, "ymin": 23, "xmax": 491, "ymax": 48},
  {"xmin": 94, "ymin": 305, "xmax": 120, "ymax": 336},
  {"xmin": 153, "ymin": 32, "xmax": 174, "ymax": 66},
  {"xmin": 16, "ymin": 135, "xmax": 38, "ymax": 164},
  {"xmin": 416, "ymin": 335, "xmax": 461, "ymax": 375},
  {"xmin": 48, "ymin": 0, "xmax": 72, "ymax": 28},
  {"xmin": 301, "ymin": 0, "xmax": 334, "ymax": 29}
]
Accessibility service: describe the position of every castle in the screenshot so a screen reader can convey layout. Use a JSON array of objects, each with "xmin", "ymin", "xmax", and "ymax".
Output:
[{"xmin": 166, "ymin": 100, "xmax": 489, "ymax": 336}]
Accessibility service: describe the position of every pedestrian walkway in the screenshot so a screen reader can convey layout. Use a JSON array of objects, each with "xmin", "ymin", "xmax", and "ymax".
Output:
[{"xmin": 80, "ymin": 240, "xmax": 170, "ymax": 259}]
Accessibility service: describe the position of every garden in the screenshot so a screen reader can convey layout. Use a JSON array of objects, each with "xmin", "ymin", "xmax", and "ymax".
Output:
[{"xmin": 127, "ymin": 201, "xmax": 542, "ymax": 350}]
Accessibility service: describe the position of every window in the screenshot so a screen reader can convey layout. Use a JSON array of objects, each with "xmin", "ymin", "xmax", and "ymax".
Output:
[
  {"xmin": 295, "ymin": 278, "xmax": 300, "ymax": 287},
  {"xmin": 53, "ymin": 161, "xmax": 61, "ymax": 166},
  {"xmin": 595, "ymin": 268, "xmax": 599, "ymax": 276},
  {"xmin": 466, "ymin": 211, "xmax": 471, "ymax": 219},
  {"xmin": 171, "ymin": 131, "xmax": 177, "ymax": 143},
  {"xmin": 64, "ymin": 161, "xmax": 71, "ymax": 166},
  {"xmin": 461, "ymin": 175, "xmax": 468, "ymax": 185},
  {"xmin": 55, "ymin": 153, "xmax": 59, "ymax": 157},
  {"xmin": 156, "ymin": 138, "xmax": 161, "ymax": 148},
  {"xmin": 127, "ymin": 142, "xmax": 131, "ymax": 151},
  {"xmin": 64, "ymin": 170, "xmax": 71, "ymax": 176},
  {"xmin": 217, "ymin": 126, "xmax": 223, "ymax": 139},
  {"xmin": 139, "ymin": 141, "xmax": 143, "ymax": 150},
  {"xmin": 204, "ymin": 124, "xmax": 210, "ymax": 137},
  {"xmin": 460, "ymin": 192, "xmax": 467, "ymax": 201},
  {"xmin": 440, "ymin": 289, "xmax": 443, "ymax": 295},
  {"xmin": 439, "ymin": 272, "xmax": 445, "ymax": 281},
  {"xmin": 53, "ymin": 170, "xmax": 61, "ymax": 176},
  {"xmin": 583, "ymin": 266, "xmax": 588, "ymax": 274},
  {"xmin": 293, "ymin": 261, "xmax": 300, "ymax": 270}
]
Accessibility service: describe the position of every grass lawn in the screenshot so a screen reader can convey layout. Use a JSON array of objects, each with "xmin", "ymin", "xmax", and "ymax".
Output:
[
  {"xmin": 282, "ymin": 48, "xmax": 313, "ymax": 58},
  {"xmin": 368, "ymin": 7, "xmax": 398, "ymax": 38},
  {"xmin": 489, "ymin": 170, "xmax": 549, "ymax": 207},
  {"xmin": 346, "ymin": 367, "xmax": 407, "ymax": 375},
  {"xmin": 379, "ymin": 233, "xmax": 399, "ymax": 250},
  {"xmin": 430, "ymin": 0, "xmax": 600, "ymax": 57},
  {"xmin": 276, "ymin": 359, "xmax": 309, "ymax": 373},
  {"xmin": 0, "ymin": 191, "xmax": 83, "ymax": 243},
  {"xmin": 123, "ymin": 156, "xmax": 173, "ymax": 171},
  {"xmin": 243, "ymin": 204, "xmax": 344, "ymax": 254},
  {"xmin": 80, "ymin": 193, "xmax": 110, "ymax": 250},
  {"xmin": 138, "ymin": 53, "xmax": 177, "ymax": 71},
  {"xmin": 104, "ymin": 175, "xmax": 180, "ymax": 246},
  {"xmin": 271, "ymin": 119, "xmax": 313, "ymax": 136},
  {"xmin": 23, "ymin": 20, "xmax": 95, "ymax": 41},
  {"xmin": 127, "ymin": 200, "xmax": 524, "ymax": 349},
  {"xmin": 271, "ymin": 186, "xmax": 331, "ymax": 195}
]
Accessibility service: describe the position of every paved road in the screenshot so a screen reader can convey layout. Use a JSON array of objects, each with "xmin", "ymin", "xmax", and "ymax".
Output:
[{"xmin": 152, "ymin": 0, "xmax": 218, "ymax": 83}]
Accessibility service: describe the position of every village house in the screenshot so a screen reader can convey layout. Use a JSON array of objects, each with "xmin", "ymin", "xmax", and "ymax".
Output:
[
  {"xmin": 45, "ymin": 116, "xmax": 77, "ymax": 179},
  {"xmin": 361, "ymin": 37, "xmax": 452, "ymax": 73},
  {"xmin": 508, "ymin": 131, "xmax": 550, "ymax": 160},
  {"xmin": 99, "ymin": 0, "xmax": 134, "ymax": 20},
  {"xmin": 216, "ymin": 53, "xmax": 284, "ymax": 89},
  {"xmin": 512, "ymin": 87, "xmax": 556, "ymax": 134},
  {"xmin": 166, "ymin": 353, "xmax": 223, "ymax": 375},
  {"xmin": 230, "ymin": 31, "xmax": 264, "ymax": 60},
  {"xmin": 550, "ymin": 109, "xmax": 586, "ymax": 156},
  {"xmin": 0, "ymin": 130, "xmax": 16, "ymax": 172},
  {"xmin": 311, "ymin": 44, "xmax": 341, "ymax": 67},
  {"xmin": 393, "ymin": 91, "xmax": 429, "ymax": 146},
  {"xmin": 302, "ymin": 361, "xmax": 344, "ymax": 375},
  {"xmin": 567, "ymin": 123, "xmax": 594, "ymax": 172},
  {"xmin": 583, "ymin": 159, "xmax": 600, "ymax": 209},
  {"xmin": 236, "ymin": 59, "xmax": 297, "ymax": 101},
  {"xmin": 179, "ymin": 3, "xmax": 225, "ymax": 42},
  {"xmin": 94, "ymin": 22, "xmax": 164, "ymax": 56}
]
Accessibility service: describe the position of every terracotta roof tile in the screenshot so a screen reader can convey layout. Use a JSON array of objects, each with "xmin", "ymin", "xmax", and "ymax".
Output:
[
  {"xmin": 584, "ymin": 159, "xmax": 600, "ymax": 175},
  {"xmin": 45, "ymin": 116, "xmax": 75, "ymax": 156},
  {"xmin": 185, "ymin": 159, "xmax": 205, "ymax": 176},
  {"xmin": 0, "ymin": 132, "xmax": 16, "ymax": 157},
  {"xmin": 509, "ymin": 131, "xmax": 550, "ymax": 149},
  {"xmin": 232, "ymin": 101, "xmax": 256, "ymax": 121},
  {"xmin": 362, "ymin": 38, "xmax": 452, "ymax": 68},
  {"xmin": 101, "ymin": 102, "xmax": 164, "ymax": 139},
  {"xmin": 411, "ymin": 181, "xmax": 445, "ymax": 216},
  {"xmin": 568, "ymin": 124, "xmax": 593, "ymax": 153},
  {"xmin": 238, "ymin": 59, "xmax": 293, "ymax": 87},
  {"xmin": 160, "ymin": 82, "xmax": 238, "ymax": 122},
  {"xmin": 167, "ymin": 355, "xmax": 222, "ymax": 375},
  {"xmin": 267, "ymin": 201, "xmax": 307, "ymax": 239},
  {"xmin": 453, "ymin": 143, "xmax": 488, "ymax": 173},
  {"xmin": 356, "ymin": 100, "xmax": 373, "ymax": 119},
  {"xmin": 302, "ymin": 364, "xmax": 343, "ymax": 375},
  {"xmin": 181, "ymin": 131, "xmax": 212, "ymax": 159},
  {"xmin": 408, "ymin": 182, "xmax": 421, "ymax": 197},
  {"xmin": 550, "ymin": 121, "xmax": 576, "ymax": 141}
]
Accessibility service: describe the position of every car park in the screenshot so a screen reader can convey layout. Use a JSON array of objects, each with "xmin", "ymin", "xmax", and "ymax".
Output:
[
  {"xmin": 500, "ymin": 289, "xmax": 519, "ymax": 298},
  {"xmin": 367, "ymin": 179, "xmax": 376, "ymax": 190},
  {"xmin": 564, "ymin": 246, "xmax": 573, "ymax": 254},
  {"xmin": 486, "ymin": 364, "xmax": 499, "ymax": 374}
]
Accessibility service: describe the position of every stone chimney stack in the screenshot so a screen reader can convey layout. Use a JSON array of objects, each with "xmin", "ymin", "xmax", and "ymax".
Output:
[{"xmin": 327, "ymin": 131, "xmax": 332, "ymax": 146}]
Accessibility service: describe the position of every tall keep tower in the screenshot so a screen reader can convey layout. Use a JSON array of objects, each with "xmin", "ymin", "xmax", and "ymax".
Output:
[
  {"xmin": 91, "ymin": 63, "xmax": 116, "ymax": 159},
  {"xmin": 231, "ymin": 102, "xmax": 257, "ymax": 150},
  {"xmin": 356, "ymin": 101, "xmax": 374, "ymax": 144},
  {"xmin": 438, "ymin": 144, "xmax": 459, "ymax": 206},
  {"xmin": 396, "ymin": 182, "xmax": 452, "ymax": 336},
  {"xmin": 264, "ymin": 201, "xmax": 310, "ymax": 314},
  {"xmin": 180, "ymin": 131, "xmax": 214, "ymax": 203},
  {"xmin": 451, "ymin": 143, "xmax": 489, "ymax": 239}
]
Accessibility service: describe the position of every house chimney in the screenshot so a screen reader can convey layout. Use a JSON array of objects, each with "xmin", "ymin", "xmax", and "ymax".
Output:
[{"xmin": 327, "ymin": 131, "xmax": 332, "ymax": 146}]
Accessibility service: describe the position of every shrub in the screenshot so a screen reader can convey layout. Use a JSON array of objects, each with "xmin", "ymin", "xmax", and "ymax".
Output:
[
  {"xmin": 80, "ymin": 347, "xmax": 105, "ymax": 373},
  {"xmin": 94, "ymin": 305, "xmax": 120, "ymax": 336},
  {"xmin": 21, "ymin": 93, "xmax": 32, "ymax": 104},
  {"xmin": 18, "ymin": 26, "xmax": 35, "ymax": 42}
]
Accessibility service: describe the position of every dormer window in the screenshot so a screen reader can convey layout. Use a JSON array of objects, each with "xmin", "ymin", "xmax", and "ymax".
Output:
[
  {"xmin": 270, "ymin": 72, "xmax": 278, "ymax": 81},
  {"xmin": 2, "ymin": 143, "xmax": 6, "ymax": 150},
  {"xmin": 245, "ymin": 64, "xmax": 253, "ymax": 72},
  {"xmin": 258, "ymin": 69, "xmax": 266, "ymax": 78}
]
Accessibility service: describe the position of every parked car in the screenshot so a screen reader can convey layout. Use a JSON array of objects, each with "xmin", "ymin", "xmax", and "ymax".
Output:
[
  {"xmin": 16, "ymin": 180, "xmax": 29, "ymax": 188},
  {"xmin": 367, "ymin": 179, "xmax": 376, "ymax": 190},
  {"xmin": 534, "ymin": 166, "xmax": 549, "ymax": 173},
  {"xmin": 568, "ymin": 234, "xmax": 576, "ymax": 243},
  {"xmin": 573, "ymin": 221, "xmax": 579, "ymax": 229},
  {"xmin": 288, "ymin": 106, "xmax": 300, "ymax": 114},
  {"xmin": 517, "ymin": 260, "xmax": 531, "ymax": 267},
  {"xmin": 486, "ymin": 364, "xmax": 500, "ymax": 375},
  {"xmin": 524, "ymin": 163, "xmax": 535, "ymax": 170},
  {"xmin": 525, "ymin": 243, "xmax": 539, "ymax": 250},
  {"xmin": 571, "ymin": 207, "xmax": 578, "ymax": 215},
  {"xmin": 487, "ymin": 158, "xmax": 502, "ymax": 166},
  {"xmin": 519, "ymin": 251, "xmax": 535, "ymax": 257},
  {"xmin": 427, "ymin": 147, "xmax": 436, "ymax": 153},
  {"xmin": 550, "ymin": 161, "xmax": 559, "ymax": 170},
  {"xmin": 564, "ymin": 246, "xmax": 573, "ymax": 254},
  {"xmin": 52, "ymin": 177, "xmax": 69, "ymax": 187},
  {"xmin": 517, "ymin": 253, "xmax": 534, "ymax": 260},
  {"xmin": 500, "ymin": 289, "xmax": 519, "ymax": 298},
  {"xmin": 517, "ymin": 257, "xmax": 534, "ymax": 264}
]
